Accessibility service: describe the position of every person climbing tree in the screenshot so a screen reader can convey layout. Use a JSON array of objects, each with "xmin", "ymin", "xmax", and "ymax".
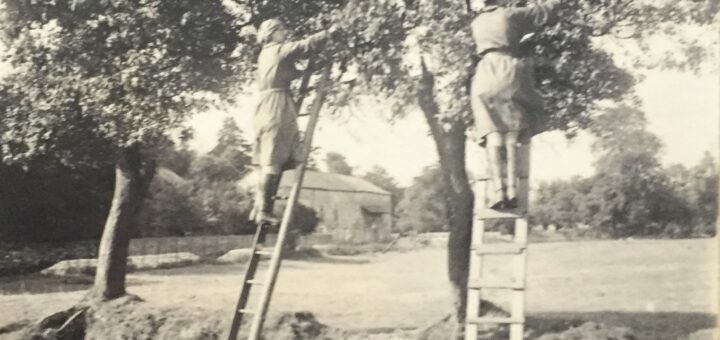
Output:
[
  {"xmin": 470, "ymin": 0, "xmax": 565, "ymax": 209},
  {"xmin": 250, "ymin": 18, "xmax": 340, "ymax": 225}
]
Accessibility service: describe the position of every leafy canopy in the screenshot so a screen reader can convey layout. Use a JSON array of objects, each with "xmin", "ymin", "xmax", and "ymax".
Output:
[
  {"xmin": 324, "ymin": 151, "xmax": 353, "ymax": 175},
  {"xmin": 0, "ymin": 0, "xmax": 243, "ymax": 163}
]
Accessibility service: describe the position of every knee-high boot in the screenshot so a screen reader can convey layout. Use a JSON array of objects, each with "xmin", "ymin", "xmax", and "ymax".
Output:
[
  {"xmin": 486, "ymin": 146, "xmax": 507, "ymax": 209},
  {"xmin": 505, "ymin": 142, "xmax": 519, "ymax": 209},
  {"xmin": 255, "ymin": 174, "xmax": 281, "ymax": 225}
]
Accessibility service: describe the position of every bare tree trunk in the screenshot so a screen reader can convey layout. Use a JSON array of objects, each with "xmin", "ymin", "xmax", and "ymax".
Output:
[
  {"xmin": 26, "ymin": 145, "xmax": 150, "ymax": 336},
  {"xmin": 418, "ymin": 60, "xmax": 475, "ymax": 323},
  {"xmin": 89, "ymin": 144, "xmax": 146, "ymax": 301}
]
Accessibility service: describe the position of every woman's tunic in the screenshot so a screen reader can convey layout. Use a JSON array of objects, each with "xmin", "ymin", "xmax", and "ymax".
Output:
[
  {"xmin": 470, "ymin": 1, "xmax": 560, "ymax": 140},
  {"xmin": 253, "ymin": 32, "xmax": 328, "ymax": 168}
]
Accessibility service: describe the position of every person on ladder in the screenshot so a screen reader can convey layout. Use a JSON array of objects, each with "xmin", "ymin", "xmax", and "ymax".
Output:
[
  {"xmin": 470, "ymin": 0, "xmax": 566, "ymax": 210},
  {"xmin": 250, "ymin": 18, "xmax": 340, "ymax": 225}
]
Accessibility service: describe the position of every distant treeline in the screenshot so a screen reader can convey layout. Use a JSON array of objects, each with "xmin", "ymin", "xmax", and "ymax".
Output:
[
  {"xmin": 1, "ymin": 107, "xmax": 716, "ymax": 242},
  {"xmin": 394, "ymin": 106, "xmax": 717, "ymax": 239},
  {"xmin": 529, "ymin": 154, "xmax": 717, "ymax": 238},
  {"xmin": 0, "ymin": 118, "xmax": 318, "ymax": 243}
]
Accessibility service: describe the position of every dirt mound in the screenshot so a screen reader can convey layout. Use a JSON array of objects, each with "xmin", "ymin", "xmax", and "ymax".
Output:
[
  {"xmin": 533, "ymin": 321, "xmax": 637, "ymax": 340},
  {"xmin": 418, "ymin": 318, "xmax": 638, "ymax": 340},
  {"xmin": 85, "ymin": 296, "xmax": 224, "ymax": 340},
  {"xmin": 15, "ymin": 296, "xmax": 349, "ymax": 340},
  {"xmin": 12, "ymin": 296, "xmax": 642, "ymax": 340},
  {"xmin": 262, "ymin": 311, "xmax": 348, "ymax": 339},
  {"xmin": 417, "ymin": 301, "xmax": 639, "ymax": 340},
  {"xmin": 417, "ymin": 300, "xmax": 510, "ymax": 340}
]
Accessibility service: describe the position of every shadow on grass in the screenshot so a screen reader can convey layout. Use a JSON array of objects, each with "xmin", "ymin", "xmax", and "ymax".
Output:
[
  {"xmin": 289, "ymin": 254, "xmax": 372, "ymax": 265},
  {"xmin": 0, "ymin": 274, "xmax": 155, "ymax": 295},
  {"xmin": 527, "ymin": 311, "xmax": 716, "ymax": 340},
  {"xmin": 138, "ymin": 251, "xmax": 371, "ymax": 277}
]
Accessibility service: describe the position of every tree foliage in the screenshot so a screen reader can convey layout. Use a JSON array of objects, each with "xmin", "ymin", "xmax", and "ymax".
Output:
[
  {"xmin": 0, "ymin": 0, "xmax": 244, "ymax": 162},
  {"xmin": 210, "ymin": 117, "xmax": 252, "ymax": 175},
  {"xmin": 324, "ymin": 151, "xmax": 354, "ymax": 175},
  {"xmin": 666, "ymin": 152, "xmax": 718, "ymax": 236},
  {"xmin": 155, "ymin": 140, "xmax": 195, "ymax": 178},
  {"xmin": 0, "ymin": 0, "xmax": 249, "ymax": 300},
  {"xmin": 362, "ymin": 165, "xmax": 404, "ymax": 207},
  {"xmin": 396, "ymin": 165, "xmax": 447, "ymax": 232},
  {"xmin": 137, "ymin": 175, "xmax": 205, "ymax": 237},
  {"xmin": 0, "ymin": 159, "xmax": 113, "ymax": 242},
  {"xmin": 530, "ymin": 176, "xmax": 591, "ymax": 229},
  {"xmin": 530, "ymin": 105, "xmax": 710, "ymax": 238},
  {"xmin": 583, "ymin": 105, "xmax": 691, "ymax": 236}
]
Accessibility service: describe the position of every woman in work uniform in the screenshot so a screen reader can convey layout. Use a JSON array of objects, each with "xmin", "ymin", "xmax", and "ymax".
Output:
[
  {"xmin": 470, "ymin": 0, "xmax": 564, "ymax": 209},
  {"xmin": 251, "ymin": 19, "xmax": 338, "ymax": 224}
]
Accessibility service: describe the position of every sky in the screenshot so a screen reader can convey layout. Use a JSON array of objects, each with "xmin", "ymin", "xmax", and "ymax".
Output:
[{"xmin": 188, "ymin": 70, "xmax": 718, "ymax": 187}]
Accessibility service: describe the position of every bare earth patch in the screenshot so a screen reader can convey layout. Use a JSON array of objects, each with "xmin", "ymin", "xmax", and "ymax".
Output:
[{"xmin": 8, "ymin": 299, "xmax": 643, "ymax": 340}]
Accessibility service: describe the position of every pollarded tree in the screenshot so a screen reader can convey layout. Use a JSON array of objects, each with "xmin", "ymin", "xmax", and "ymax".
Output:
[{"xmin": 0, "ymin": 0, "xmax": 250, "ymax": 302}]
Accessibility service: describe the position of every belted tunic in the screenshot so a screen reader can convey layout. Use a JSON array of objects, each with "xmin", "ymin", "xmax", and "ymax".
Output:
[
  {"xmin": 470, "ymin": 1, "xmax": 561, "ymax": 141},
  {"xmin": 252, "ymin": 31, "xmax": 329, "ymax": 168}
]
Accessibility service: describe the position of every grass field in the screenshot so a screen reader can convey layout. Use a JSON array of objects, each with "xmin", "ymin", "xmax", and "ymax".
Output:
[{"xmin": 0, "ymin": 238, "xmax": 716, "ymax": 339}]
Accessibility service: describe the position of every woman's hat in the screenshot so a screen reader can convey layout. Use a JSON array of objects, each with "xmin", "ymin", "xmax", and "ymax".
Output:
[{"xmin": 257, "ymin": 18, "xmax": 283, "ymax": 44}]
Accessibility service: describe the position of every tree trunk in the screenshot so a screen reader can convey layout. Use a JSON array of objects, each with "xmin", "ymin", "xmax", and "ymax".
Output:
[
  {"xmin": 89, "ymin": 144, "xmax": 146, "ymax": 301},
  {"xmin": 418, "ymin": 60, "xmax": 475, "ymax": 322}
]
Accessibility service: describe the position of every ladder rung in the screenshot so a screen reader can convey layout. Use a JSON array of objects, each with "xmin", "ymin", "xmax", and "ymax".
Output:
[
  {"xmin": 258, "ymin": 220, "xmax": 280, "ymax": 227},
  {"xmin": 468, "ymin": 278, "xmax": 524, "ymax": 290},
  {"xmin": 273, "ymin": 195, "xmax": 289, "ymax": 200},
  {"xmin": 473, "ymin": 176, "xmax": 528, "ymax": 181},
  {"xmin": 473, "ymin": 243, "xmax": 526, "ymax": 255},
  {"xmin": 255, "ymin": 250, "xmax": 273, "ymax": 256},
  {"xmin": 466, "ymin": 317, "xmax": 524, "ymax": 324},
  {"xmin": 476, "ymin": 209, "xmax": 523, "ymax": 219},
  {"xmin": 247, "ymin": 279, "xmax": 265, "ymax": 285},
  {"xmin": 238, "ymin": 309, "xmax": 256, "ymax": 314}
]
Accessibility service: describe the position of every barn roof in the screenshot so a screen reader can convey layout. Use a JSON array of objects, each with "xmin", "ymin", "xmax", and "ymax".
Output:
[
  {"xmin": 155, "ymin": 167, "xmax": 188, "ymax": 186},
  {"xmin": 278, "ymin": 170, "xmax": 390, "ymax": 195}
]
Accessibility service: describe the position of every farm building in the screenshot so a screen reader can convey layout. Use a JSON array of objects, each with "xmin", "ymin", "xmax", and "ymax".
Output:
[{"xmin": 241, "ymin": 170, "xmax": 393, "ymax": 244}]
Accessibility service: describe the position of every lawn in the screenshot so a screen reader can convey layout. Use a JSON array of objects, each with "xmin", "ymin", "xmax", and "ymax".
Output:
[{"xmin": 0, "ymin": 238, "xmax": 716, "ymax": 339}]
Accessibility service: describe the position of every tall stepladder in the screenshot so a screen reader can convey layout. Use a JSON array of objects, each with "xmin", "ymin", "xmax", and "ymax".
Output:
[
  {"xmin": 227, "ymin": 65, "xmax": 332, "ymax": 340},
  {"xmin": 465, "ymin": 142, "xmax": 531, "ymax": 340}
]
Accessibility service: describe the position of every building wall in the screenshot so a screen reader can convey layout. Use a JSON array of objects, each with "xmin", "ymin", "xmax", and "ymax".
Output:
[{"xmin": 296, "ymin": 189, "xmax": 392, "ymax": 244}]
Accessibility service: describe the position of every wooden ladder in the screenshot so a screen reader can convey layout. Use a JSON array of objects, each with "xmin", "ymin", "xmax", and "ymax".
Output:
[
  {"xmin": 465, "ymin": 143, "xmax": 531, "ymax": 340},
  {"xmin": 227, "ymin": 65, "xmax": 332, "ymax": 340}
]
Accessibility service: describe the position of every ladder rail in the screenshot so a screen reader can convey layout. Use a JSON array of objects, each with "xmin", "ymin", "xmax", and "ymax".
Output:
[
  {"xmin": 509, "ymin": 143, "xmax": 531, "ymax": 340},
  {"xmin": 228, "ymin": 223, "xmax": 269, "ymax": 339},
  {"xmin": 466, "ymin": 179, "xmax": 487, "ymax": 340},
  {"xmin": 467, "ymin": 142, "xmax": 531, "ymax": 340},
  {"xmin": 510, "ymin": 218, "xmax": 528, "ymax": 340},
  {"xmin": 246, "ymin": 64, "xmax": 333, "ymax": 340}
]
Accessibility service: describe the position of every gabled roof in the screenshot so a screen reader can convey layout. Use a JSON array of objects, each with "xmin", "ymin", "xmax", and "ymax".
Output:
[
  {"xmin": 279, "ymin": 170, "xmax": 390, "ymax": 195},
  {"xmin": 155, "ymin": 167, "xmax": 188, "ymax": 186}
]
